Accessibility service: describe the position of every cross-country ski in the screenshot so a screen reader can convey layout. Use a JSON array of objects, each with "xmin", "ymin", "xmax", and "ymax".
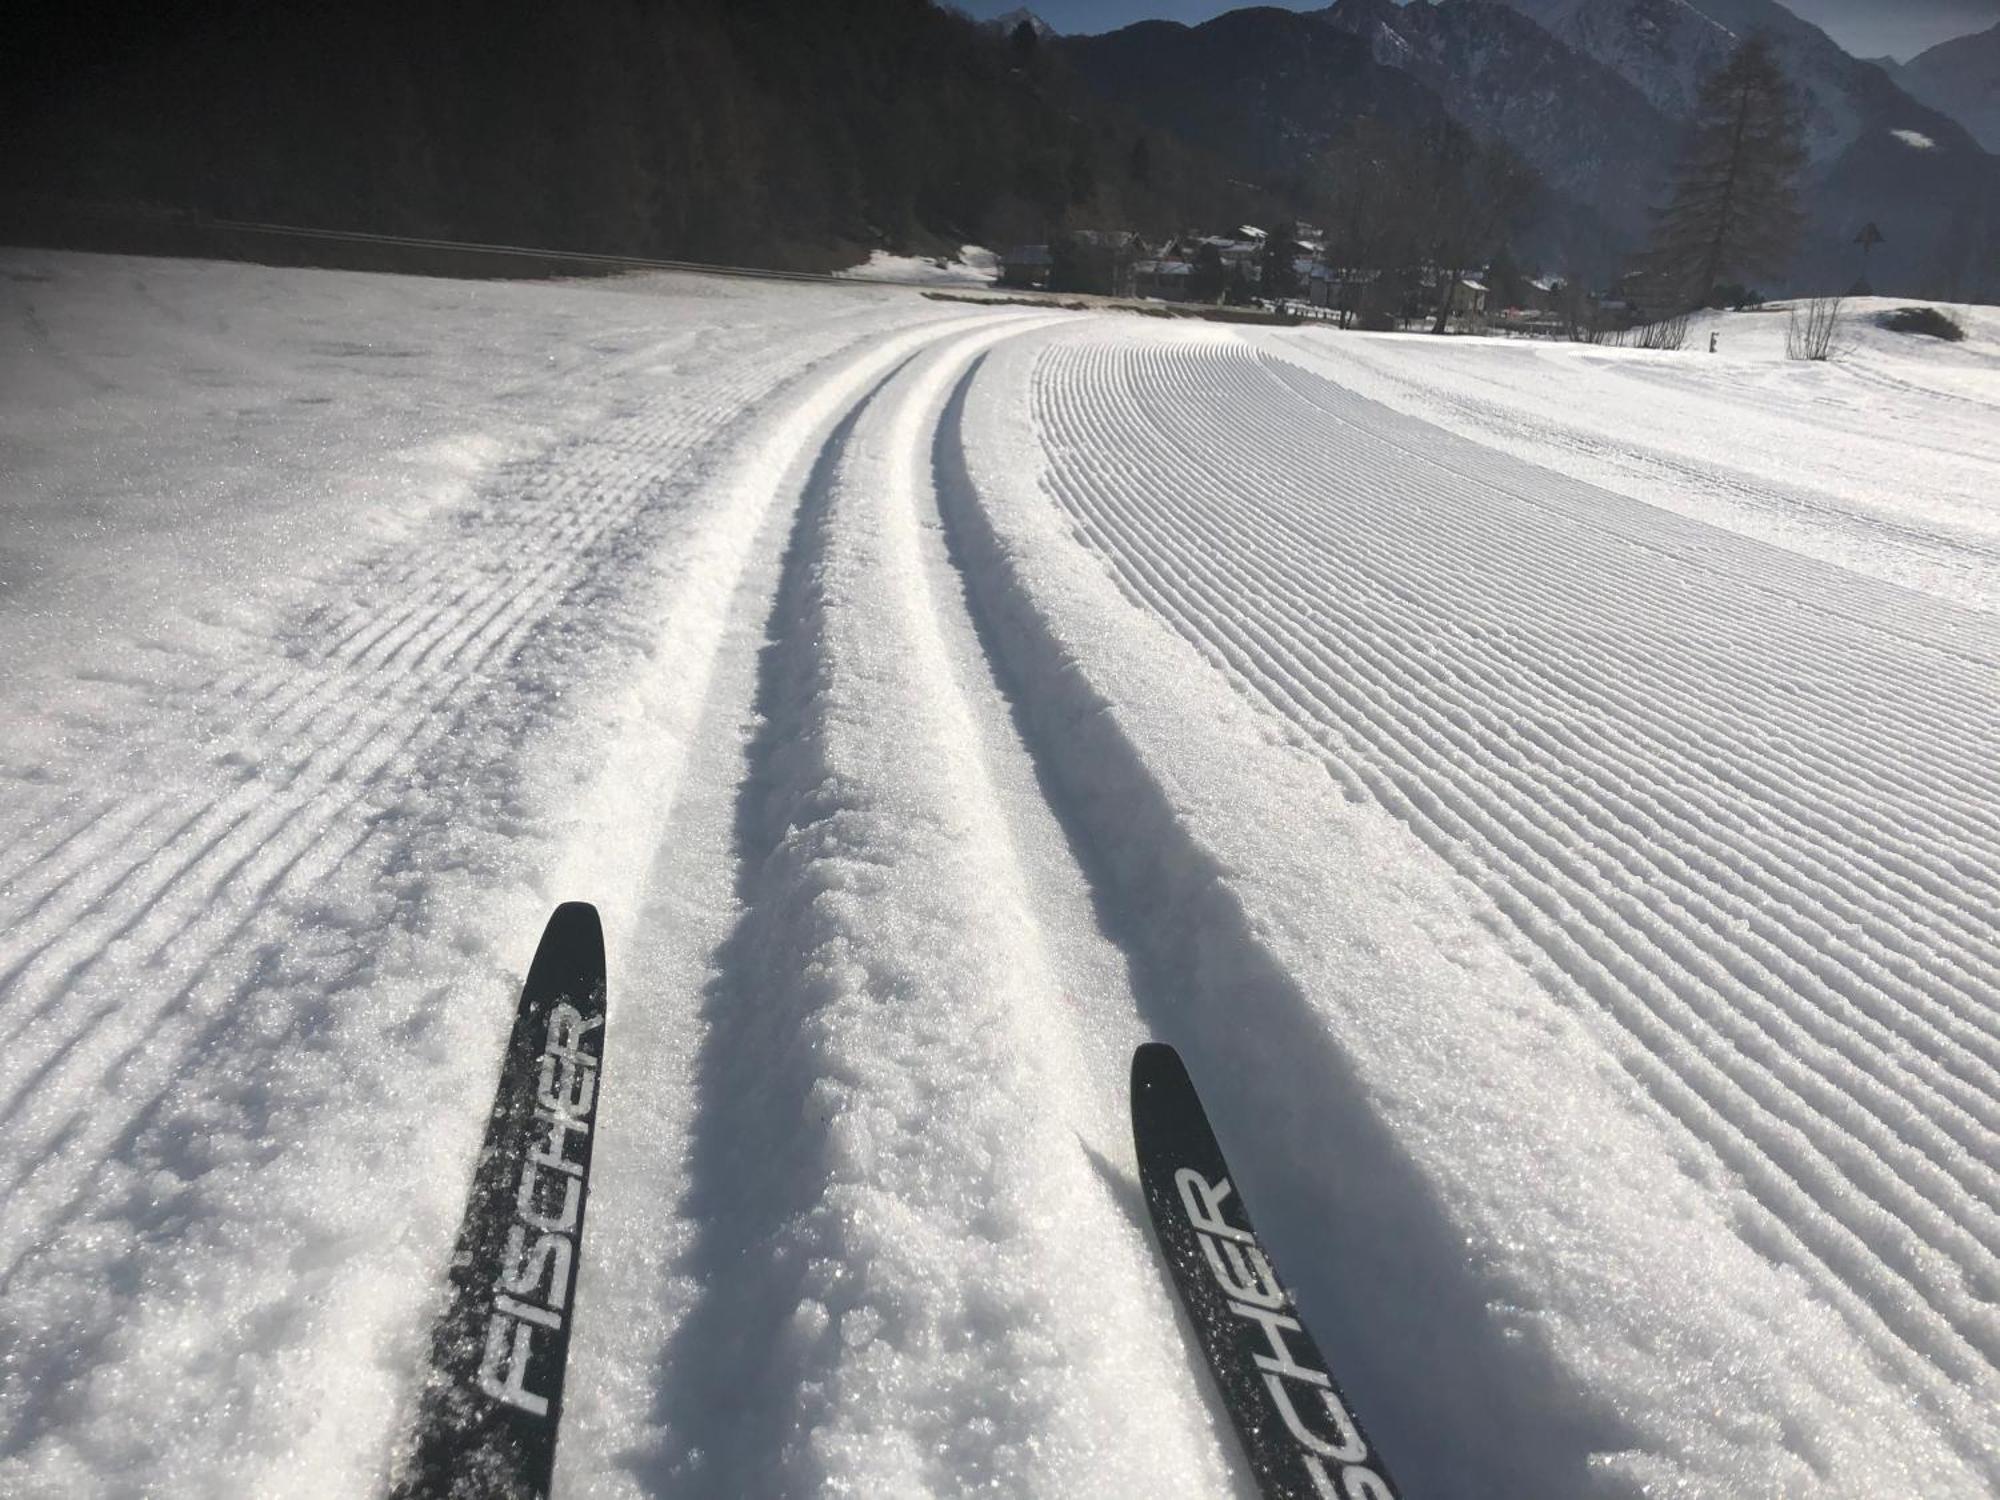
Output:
[
  {"xmin": 391, "ymin": 902, "xmax": 606, "ymax": 1500},
  {"xmin": 1132, "ymin": 1043, "xmax": 1400, "ymax": 1500}
]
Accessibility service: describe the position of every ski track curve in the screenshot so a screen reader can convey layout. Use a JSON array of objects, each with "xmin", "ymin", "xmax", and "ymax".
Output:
[{"xmin": 1023, "ymin": 326, "xmax": 2000, "ymax": 1479}]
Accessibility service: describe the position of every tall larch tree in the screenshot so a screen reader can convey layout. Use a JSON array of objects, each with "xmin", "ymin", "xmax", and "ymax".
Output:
[{"xmin": 1644, "ymin": 34, "xmax": 1807, "ymax": 309}]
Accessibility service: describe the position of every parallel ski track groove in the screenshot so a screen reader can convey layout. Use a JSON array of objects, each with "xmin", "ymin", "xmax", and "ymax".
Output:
[
  {"xmin": 0, "ymin": 331, "xmax": 858, "ymax": 1279},
  {"xmin": 1030, "ymin": 336, "xmax": 2000, "ymax": 1424}
]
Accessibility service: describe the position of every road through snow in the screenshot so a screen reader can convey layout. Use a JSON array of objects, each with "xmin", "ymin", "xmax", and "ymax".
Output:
[{"xmin": 1, "ymin": 253, "xmax": 1997, "ymax": 1497}]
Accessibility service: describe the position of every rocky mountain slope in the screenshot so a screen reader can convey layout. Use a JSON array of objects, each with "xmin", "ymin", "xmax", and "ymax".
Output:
[
  {"xmin": 1499, "ymin": 0, "xmax": 1973, "ymax": 162},
  {"xmin": 1895, "ymin": 22, "xmax": 2000, "ymax": 151},
  {"xmin": 1313, "ymin": 0, "xmax": 1678, "ymax": 244},
  {"xmin": 1497, "ymin": 0, "xmax": 1734, "ymax": 119}
]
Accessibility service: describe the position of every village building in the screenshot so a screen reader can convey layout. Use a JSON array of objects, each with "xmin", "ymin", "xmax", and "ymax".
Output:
[
  {"xmin": 999, "ymin": 244, "xmax": 1052, "ymax": 289},
  {"xmin": 1134, "ymin": 257, "xmax": 1194, "ymax": 302}
]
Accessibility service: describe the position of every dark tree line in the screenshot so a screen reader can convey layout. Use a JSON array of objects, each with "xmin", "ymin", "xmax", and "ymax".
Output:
[{"xmin": 4, "ymin": 0, "xmax": 1284, "ymax": 268}]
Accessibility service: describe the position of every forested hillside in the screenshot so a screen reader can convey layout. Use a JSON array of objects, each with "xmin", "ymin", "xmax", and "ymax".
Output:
[{"xmin": 2, "ymin": 0, "xmax": 1281, "ymax": 268}]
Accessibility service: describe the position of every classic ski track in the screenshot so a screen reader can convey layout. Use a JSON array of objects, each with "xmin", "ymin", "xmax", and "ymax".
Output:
[
  {"xmin": 1029, "ymin": 332, "xmax": 2000, "ymax": 1436},
  {"xmin": 636, "ymin": 312, "xmax": 1242, "ymax": 1499},
  {"xmin": 1841, "ymin": 359, "xmax": 2000, "ymax": 417},
  {"xmin": 0, "ymin": 311, "xmax": 977, "ymax": 1294},
  {"xmin": 513, "ymin": 308, "xmax": 1104, "ymax": 1500}
]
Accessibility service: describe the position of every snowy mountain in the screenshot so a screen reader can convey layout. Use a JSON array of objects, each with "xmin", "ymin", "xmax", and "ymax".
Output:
[
  {"xmin": 1065, "ymin": 6, "xmax": 1665, "ymax": 277},
  {"xmin": 1493, "ymin": 0, "xmax": 1999, "ymax": 294},
  {"xmin": 1497, "ymin": 0, "xmax": 1734, "ymax": 119},
  {"xmin": 1497, "ymin": 0, "xmax": 1980, "ymax": 165},
  {"xmin": 1312, "ymin": 0, "xmax": 1680, "ymax": 243},
  {"xmin": 1067, "ymin": 0, "xmax": 1996, "ymax": 295},
  {"xmin": 1897, "ymin": 22, "xmax": 2000, "ymax": 151}
]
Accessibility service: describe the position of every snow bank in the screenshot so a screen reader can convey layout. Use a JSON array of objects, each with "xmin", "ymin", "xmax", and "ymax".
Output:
[{"xmin": 835, "ymin": 245, "xmax": 999, "ymax": 287}]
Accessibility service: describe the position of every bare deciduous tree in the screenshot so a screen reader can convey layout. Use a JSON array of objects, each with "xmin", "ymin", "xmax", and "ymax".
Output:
[
  {"xmin": 1410, "ymin": 125, "xmax": 1540, "ymax": 335},
  {"xmin": 1610, "ymin": 312, "xmax": 1692, "ymax": 352},
  {"xmin": 1317, "ymin": 116, "xmax": 1539, "ymax": 335},
  {"xmin": 1785, "ymin": 296, "xmax": 1846, "ymax": 361}
]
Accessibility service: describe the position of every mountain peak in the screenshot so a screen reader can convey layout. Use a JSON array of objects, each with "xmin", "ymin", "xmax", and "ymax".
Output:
[{"xmin": 987, "ymin": 7, "xmax": 1055, "ymax": 39}]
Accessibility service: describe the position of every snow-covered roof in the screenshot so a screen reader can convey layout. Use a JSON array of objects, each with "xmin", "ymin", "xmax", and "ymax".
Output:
[{"xmin": 1890, "ymin": 128, "xmax": 1937, "ymax": 150}]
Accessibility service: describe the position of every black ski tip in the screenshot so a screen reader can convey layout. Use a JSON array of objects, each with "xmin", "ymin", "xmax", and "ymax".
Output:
[
  {"xmin": 523, "ymin": 901, "xmax": 604, "ymax": 1000},
  {"xmin": 1132, "ymin": 1040, "xmax": 1189, "ymax": 1089},
  {"xmin": 540, "ymin": 899, "xmax": 603, "ymax": 956},
  {"xmin": 549, "ymin": 898, "xmax": 601, "ymax": 927},
  {"xmin": 1131, "ymin": 1041, "xmax": 1198, "ymax": 1130}
]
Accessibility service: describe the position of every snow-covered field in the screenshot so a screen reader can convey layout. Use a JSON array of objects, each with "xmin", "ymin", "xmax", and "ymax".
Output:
[
  {"xmin": 1299, "ymin": 299, "xmax": 2000, "ymax": 613},
  {"xmin": 1, "ymin": 250, "xmax": 1996, "ymax": 1498}
]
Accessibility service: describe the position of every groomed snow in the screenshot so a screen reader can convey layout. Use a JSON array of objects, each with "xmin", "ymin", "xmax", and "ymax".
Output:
[
  {"xmin": 1, "ymin": 249, "xmax": 1996, "ymax": 1497},
  {"xmin": 1277, "ymin": 299, "xmax": 2000, "ymax": 613}
]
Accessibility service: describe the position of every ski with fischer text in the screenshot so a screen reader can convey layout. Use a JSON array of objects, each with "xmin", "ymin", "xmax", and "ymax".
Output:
[
  {"xmin": 391, "ymin": 901, "xmax": 607, "ymax": 1500},
  {"xmin": 1131, "ymin": 1042, "xmax": 1401, "ymax": 1500}
]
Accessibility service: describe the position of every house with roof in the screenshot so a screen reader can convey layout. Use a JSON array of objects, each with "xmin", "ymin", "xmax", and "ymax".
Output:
[
  {"xmin": 1000, "ymin": 244, "xmax": 1053, "ymax": 289},
  {"xmin": 1134, "ymin": 257, "xmax": 1194, "ymax": 301},
  {"xmin": 1196, "ymin": 236, "xmax": 1263, "ymax": 281}
]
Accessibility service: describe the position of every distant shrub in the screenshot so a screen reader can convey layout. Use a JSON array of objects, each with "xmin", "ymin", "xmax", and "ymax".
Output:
[
  {"xmin": 1608, "ymin": 312, "xmax": 1691, "ymax": 351},
  {"xmin": 1877, "ymin": 306, "xmax": 1966, "ymax": 342},
  {"xmin": 1786, "ymin": 297, "xmax": 1846, "ymax": 361}
]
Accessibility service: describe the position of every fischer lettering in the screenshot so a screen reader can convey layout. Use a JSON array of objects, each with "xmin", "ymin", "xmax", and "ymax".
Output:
[
  {"xmin": 477, "ymin": 1001, "xmax": 603, "ymax": 1417},
  {"xmin": 1175, "ymin": 1167, "xmax": 1394, "ymax": 1500}
]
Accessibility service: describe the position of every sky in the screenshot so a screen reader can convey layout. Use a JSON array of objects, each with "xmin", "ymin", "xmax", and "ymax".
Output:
[{"xmin": 961, "ymin": 0, "xmax": 2000, "ymax": 60}]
